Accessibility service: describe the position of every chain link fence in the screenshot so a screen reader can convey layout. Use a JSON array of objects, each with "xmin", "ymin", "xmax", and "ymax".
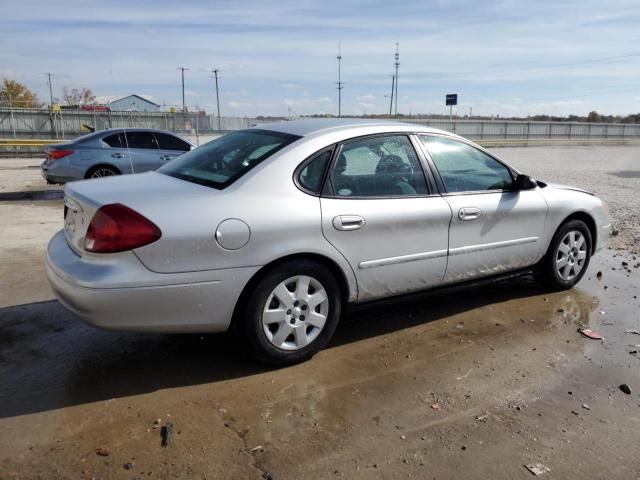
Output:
[{"xmin": 2, "ymin": 107, "xmax": 640, "ymax": 154}]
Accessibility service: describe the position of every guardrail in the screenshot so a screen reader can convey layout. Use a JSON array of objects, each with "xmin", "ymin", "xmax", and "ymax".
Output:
[{"xmin": 0, "ymin": 139, "xmax": 65, "ymax": 147}]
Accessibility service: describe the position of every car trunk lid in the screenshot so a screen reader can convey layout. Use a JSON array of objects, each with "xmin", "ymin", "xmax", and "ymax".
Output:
[{"xmin": 62, "ymin": 171, "xmax": 218, "ymax": 255}]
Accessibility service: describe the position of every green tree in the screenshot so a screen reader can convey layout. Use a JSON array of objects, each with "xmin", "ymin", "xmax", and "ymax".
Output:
[
  {"xmin": 586, "ymin": 111, "xmax": 601, "ymax": 123},
  {"xmin": 0, "ymin": 78, "xmax": 42, "ymax": 108}
]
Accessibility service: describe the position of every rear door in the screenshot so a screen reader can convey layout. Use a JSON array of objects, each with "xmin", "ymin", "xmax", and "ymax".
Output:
[
  {"xmin": 122, "ymin": 131, "xmax": 161, "ymax": 172},
  {"xmin": 154, "ymin": 132, "xmax": 192, "ymax": 165},
  {"xmin": 418, "ymin": 134, "xmax": 547, "ymax": 282},
  {"xmin": 102, "ymin": 132, "xmax": 133, "ymax": 173},
  {"xmin": 319, "ymin": 134, "xmax": 452, "ymax": 301}
]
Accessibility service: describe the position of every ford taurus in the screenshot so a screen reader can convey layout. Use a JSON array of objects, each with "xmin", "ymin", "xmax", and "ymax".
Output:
[{"xmin": 46, "ymin": 119, "xmax": 612, "ymax": 364}]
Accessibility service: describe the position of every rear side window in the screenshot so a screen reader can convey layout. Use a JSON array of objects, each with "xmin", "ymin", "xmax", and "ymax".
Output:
[
  {"xmin": 155, "ymin": 133, "xmax": 191, "ymax": 152},
  {"xmin": 103, "ymin": 133, "xmax": 125, "ymax": 148},
  {"xmin": 297, "ymin": 149, "xmax": 332, "ymax": 194},
  {"xmin": 124, "ymin": 132, "xmax": 159, "ymax": 150},
  {"xmin": 158, "ymin": 129, "xmax": 300, "ymax": 189}
]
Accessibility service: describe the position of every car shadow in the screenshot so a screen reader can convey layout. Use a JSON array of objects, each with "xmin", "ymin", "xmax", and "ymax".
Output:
[
  {"xmin": 0, "ymin": 274, "xmax": 588, "ymax": 419},
  {"xmin": 0, "ymin": 190, "xmax": 63, "ymax": 201}
]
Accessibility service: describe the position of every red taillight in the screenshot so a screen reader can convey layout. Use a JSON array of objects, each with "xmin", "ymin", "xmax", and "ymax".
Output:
[
  {"xmin": 47, "ymin": 149, "xmax": 74, "ymax": 160},
  {"xmin": 84, "ymin": 204, "xmax": 161, "ymax": 253}
]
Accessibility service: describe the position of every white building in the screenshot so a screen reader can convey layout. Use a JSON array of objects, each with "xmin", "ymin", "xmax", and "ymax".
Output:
[{"xmin": 96, "ymin": 94, "xmax": 160, "ymax": 112}]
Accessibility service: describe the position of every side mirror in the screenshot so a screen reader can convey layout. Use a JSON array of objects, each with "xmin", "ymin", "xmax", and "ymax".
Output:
[{"xmin": 513, "ymin": 174, "xmax": 537, "ymax": 191}]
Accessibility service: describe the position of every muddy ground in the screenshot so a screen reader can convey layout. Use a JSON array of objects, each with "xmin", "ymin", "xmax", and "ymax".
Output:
[{"xmin": 1, "ymin": 146, "xmax": 639, "ymax": 479}]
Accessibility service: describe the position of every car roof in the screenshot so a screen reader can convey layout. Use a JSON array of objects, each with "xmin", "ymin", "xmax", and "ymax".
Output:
[
  {"xmin": 95, "ymin": 128, "xmax": 183, "ymax": 135},
  {"xmin": 250, "ymin": 118, "xmax": 447, "ymax": 137}
]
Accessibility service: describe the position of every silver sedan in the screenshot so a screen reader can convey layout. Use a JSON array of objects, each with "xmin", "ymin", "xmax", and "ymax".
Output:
[
  {"xmin": 46, "ymin": 119, "xmax": 612, "ymax": 364},
  {"xmin": 41, "ymin": 128, "xmax": 195, "ymax": 184}
]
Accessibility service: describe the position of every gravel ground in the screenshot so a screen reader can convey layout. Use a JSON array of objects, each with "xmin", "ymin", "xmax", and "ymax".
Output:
[{"xmin": 492, "ymin": 145, "xmax": 640, "ymax": 253}]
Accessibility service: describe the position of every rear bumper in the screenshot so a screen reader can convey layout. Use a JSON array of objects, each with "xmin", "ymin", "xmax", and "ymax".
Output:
[
  {"xmin": 46, "ymin": 230, "xmax": 259, "ymax": 332},
  {"xmin": 41, "ymin": 159, "xmax": 81, "ymax": 184}
]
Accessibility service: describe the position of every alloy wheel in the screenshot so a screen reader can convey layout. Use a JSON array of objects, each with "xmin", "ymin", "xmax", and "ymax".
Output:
[
  {"xmin": 555, "ymin": 230, "xmax": 587, "ymax": 281},
  {"xmin": 91, "ymin": 168, "xmax": 116, "ymax": 178}
]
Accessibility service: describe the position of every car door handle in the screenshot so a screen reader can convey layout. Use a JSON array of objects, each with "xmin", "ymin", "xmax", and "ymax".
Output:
[
  {"xmin": 333, "ymin": 215, "xmax": 366, "ymax": 231},
  {"xmin": 160, "ymin": 155, "xmax": 174, "ymax": 161},
  {"xmin": 458, "ymin": 207, "xmax": 482, "ymax": 221},
  {"xmin": 111, "ymin": 153, "xmax": 124, "ymax": 159}
]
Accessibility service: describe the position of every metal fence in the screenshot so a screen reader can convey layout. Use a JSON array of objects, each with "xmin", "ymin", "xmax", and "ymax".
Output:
[
  {"xmin": 0, "ymin": 107, "xmax": 261, "ymax": 140},
  {"xmin": 405, "ymin": 118, "xmax": 640, "ymax": 143},
  {"xmin": 1, "ymin": 107, "xmax": 640, "ymax": 152}
]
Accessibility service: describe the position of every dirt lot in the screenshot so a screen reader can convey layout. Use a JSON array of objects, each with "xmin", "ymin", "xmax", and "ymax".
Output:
[{"xmin": 1, "ymin": 146, "xmax": 639, "ymax": 479}]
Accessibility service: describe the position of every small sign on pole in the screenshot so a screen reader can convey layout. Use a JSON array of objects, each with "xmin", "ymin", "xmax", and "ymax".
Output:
[{"xmin": 446, "ymin": 93, "xmax": 458, "ymax": 124}]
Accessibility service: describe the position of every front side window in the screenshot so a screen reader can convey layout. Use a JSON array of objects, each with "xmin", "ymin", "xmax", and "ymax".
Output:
[
  {"xmin": 330, "ymin": 135, "xmax": 428, "ymax": 197},
  {"xmin": 159, "ymin": 129, "xmax": 300, "ymax": 189},
  {"xmin": 420, "ymin": 135, "xmax": 513, "ymax": 193},
  {"xmin": 155, "ymin": 133, "xmax": 191, "ymax": 152}
]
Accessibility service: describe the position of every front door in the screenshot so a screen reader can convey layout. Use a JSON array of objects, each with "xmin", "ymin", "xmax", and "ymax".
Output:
[
  {"xmin": 320, "ymin": 134, "xmax": 452, "ymax": 301},
  {"xmin": 418, "ymin": 134, "xmax": 547, "ymax": 282},
  {"xmin": 154, "ymin": 132, "xmax": 192, "ymax": 165}
]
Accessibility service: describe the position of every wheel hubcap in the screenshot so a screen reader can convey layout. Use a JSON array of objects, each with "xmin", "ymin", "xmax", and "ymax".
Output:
[
  {"xmin": 556, "ymin": 230, "xmax": 587, "ymax": 281},
  {"xmin": 262, "ymin": 275, "xmax": 329, "ymax": 351}
]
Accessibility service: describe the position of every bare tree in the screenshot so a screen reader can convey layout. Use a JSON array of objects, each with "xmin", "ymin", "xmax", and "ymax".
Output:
[{"xmin": 62, "ymin": 86, "xmax": 96, "ymax": 106}]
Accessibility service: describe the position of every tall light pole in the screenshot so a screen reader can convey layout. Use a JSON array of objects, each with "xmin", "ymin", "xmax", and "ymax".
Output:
[
  {"xmin": 211, "ymin": 69, "xmax": 221, "ymax": 130},
  {"xmin": 389, "ymin": 75, "xmax": 395, "ymax": 117},
  {"xmin": 394, "ymin": 42, "xmax": 399, "ymax": 117},
  {"xmin": 336, "ymin": 42, "xmax": 344, "ymax": 117},
  {"xmin": 177, "ymin": 66, "xmax": 189, "ymax": 112}
]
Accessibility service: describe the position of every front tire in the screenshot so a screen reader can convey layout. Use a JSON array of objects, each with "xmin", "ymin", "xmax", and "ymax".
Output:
[
  {"xmin": 535, "ymin": 219, "xmax": 592, "ymax": 291},
  {"xmin": 241, "ymin": 260, "xmax": 342, "ymax": 365}
]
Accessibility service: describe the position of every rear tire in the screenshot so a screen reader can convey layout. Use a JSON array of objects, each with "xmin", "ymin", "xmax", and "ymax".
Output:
[
  {"xmin": 534, "ymin": 219, "xmax": 592, "ymax": 291},
  {"xmin": 86, "ymin": 165, "xmax": 120, "ymax": 179},
  {"xmin": 241, "ymin": 260, "xmax": 342, "ymax": 365}
]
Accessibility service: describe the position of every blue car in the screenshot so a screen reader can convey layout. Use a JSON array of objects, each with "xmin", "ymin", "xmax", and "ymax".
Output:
[{"xmin": 41, "ymin": 128, "xmax": 196, "ymax": 184}]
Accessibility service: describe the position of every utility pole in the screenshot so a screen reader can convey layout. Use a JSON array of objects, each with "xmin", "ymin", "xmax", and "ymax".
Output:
[
  {"xmin": 46, "ymin": 72, "xmax": 56, "ymax": 137},
  {"xmin": 177, "ymin": 67, "xmax": 189, "ymax": 112},
  {"xmin": 46, "ymin": 72, "xmax": 54, "ymax": 107},
  {"xmin": 211, "ymin": 69, "xmax": 221, "ymax": 130},
  {"xmin": 394, "ymin": 42, "xmax": 399, "ymax": 118},
  {"xmin": 389, "ymin": 75, "xmax": 395, "ymax": 117},
  {"xmin": 336, "ymin": 42, "xmax": 344, "ymax": 117}
]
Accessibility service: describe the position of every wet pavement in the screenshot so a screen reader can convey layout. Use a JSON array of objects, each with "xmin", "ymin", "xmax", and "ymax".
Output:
[{"xmin": 1, "ymin": 249, "xmax": 640, "ymax": 479}]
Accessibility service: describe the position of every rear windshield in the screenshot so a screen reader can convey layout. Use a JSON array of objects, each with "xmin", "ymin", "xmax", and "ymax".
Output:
[{"xmin": 158, "ymin": 129, "xmax": 300, "ymax": 189}]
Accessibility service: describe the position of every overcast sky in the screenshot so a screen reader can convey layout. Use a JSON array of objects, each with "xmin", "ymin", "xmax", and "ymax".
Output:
[{"xmin": 1, "ymin": 0, "xmax": 640, "ymax": 117}]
